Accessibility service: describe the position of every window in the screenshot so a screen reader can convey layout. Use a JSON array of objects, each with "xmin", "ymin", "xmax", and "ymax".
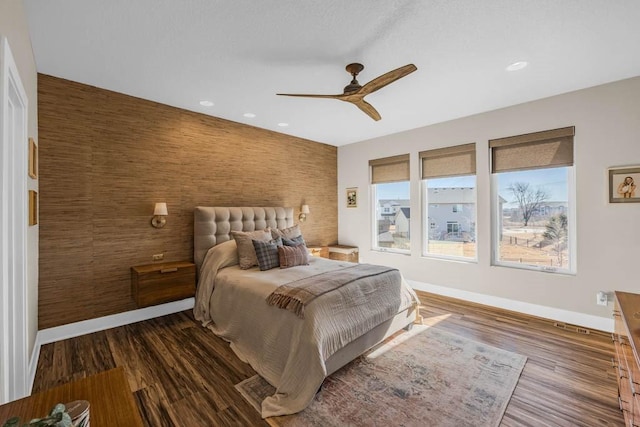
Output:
[
  {"xmin": 421, "ymin": 143, "xmax": 477, "ymax": 260},
  {"xmin": 370, "ymin": 155, "xmax": 410, "ymax": 253},
  {"xmin": 490, "ymin": 126, "xmax": 575, "ymax": 273}
]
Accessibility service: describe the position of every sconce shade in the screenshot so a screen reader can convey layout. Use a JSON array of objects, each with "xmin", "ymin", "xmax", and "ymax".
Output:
[
  {"xmin": 154, "ymin": 202, "xmax": 168, "ymax": 216},
  {"xmin": 152, "ymin": 202, "xmax": 168, "ymax": 228},
  {"xmin": 299, "ymin": 204, "xmax": 310, "ymax": 222}
]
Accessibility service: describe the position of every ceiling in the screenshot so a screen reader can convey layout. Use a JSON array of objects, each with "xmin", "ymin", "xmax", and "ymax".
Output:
[{"xmin": 23, "ymin": 0, "xmax": 640, "ymax": 146}]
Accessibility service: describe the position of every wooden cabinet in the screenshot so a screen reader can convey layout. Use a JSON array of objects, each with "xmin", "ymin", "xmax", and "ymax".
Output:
[
  {"xmin": 613, "ymin": 291, "xmax": 640, "ymax": 426},
  {"xmin": 131, "ymin": 261, "xmax": 196, "ymax": 308},
  {"xmin": 306, "ymin": 245, "xmax": 359, "ymax": 262},
  {"xmin": 307, "ymin": 245, "xmax": 329, "ymax": 258},
  {"xmin": 328, "ymin": 245, "xmax": 359, "ymax": 263}
]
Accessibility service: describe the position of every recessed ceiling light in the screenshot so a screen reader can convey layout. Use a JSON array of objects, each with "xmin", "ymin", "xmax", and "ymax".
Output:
[
  {"xmin": 199, "ymin": 100, "xmax": 214, "ymax": 107},
  {"xmin": 277, "ymin": 123, "xmax": 289, "ymax": 127},
  {"xmin": 243, "ymin": 113, "xmax": 256, "ymax": 118},
  {"xmin": 506, "ymin": 61, "xmax": 528, "ymax": 72}
]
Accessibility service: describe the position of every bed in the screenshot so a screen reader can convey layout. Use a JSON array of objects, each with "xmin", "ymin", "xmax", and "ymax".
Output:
[{"xmin": 193, "ymin": 206, "xmax": 419, "ymax": 418}]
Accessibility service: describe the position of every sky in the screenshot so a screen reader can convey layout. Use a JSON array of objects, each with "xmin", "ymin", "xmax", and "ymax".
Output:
[{"xmin": 376, "ymin": 167, "xmax": 569, "ymax": 207}]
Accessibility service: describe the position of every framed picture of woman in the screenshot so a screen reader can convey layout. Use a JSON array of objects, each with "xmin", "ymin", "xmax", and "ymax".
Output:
[{"xmin": 609, "ymin": 166, "xmax": 640, "ymax": 203}]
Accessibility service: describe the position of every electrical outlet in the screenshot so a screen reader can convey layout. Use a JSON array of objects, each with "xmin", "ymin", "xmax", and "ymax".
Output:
[
  {"xmin": 596, "ymin": 291, "xmax": 608, "ymax": 306},
  {"xmin": 152, "ymin": 253, "xmax": 164, "ymax": 261}
]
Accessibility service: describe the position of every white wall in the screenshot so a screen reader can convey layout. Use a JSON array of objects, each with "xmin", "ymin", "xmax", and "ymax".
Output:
[
  {"xmin": 0, "ymin": 0, "xmax": 39, "ymax": 357},
  {"xmin": 339, "ymin": 76, "xmax": 640, "ymax": 323}
]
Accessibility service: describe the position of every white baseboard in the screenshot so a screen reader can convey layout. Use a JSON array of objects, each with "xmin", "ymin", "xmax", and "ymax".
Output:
[
  {"xmin": 27, "ymin": 298, "xmax": 194, "ymax": 394},
  {"xmin": 409, "ymin": 280, "xmax": 614, "ymax": 333},
  {"xmin": 27, "ymin": 339, "xmax": 41, "ymax": 396}
]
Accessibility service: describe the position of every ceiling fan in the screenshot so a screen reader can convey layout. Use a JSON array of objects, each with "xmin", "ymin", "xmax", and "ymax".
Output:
[{"xmin": 277, "ymin": 63, "xmax": 417, "ymax": 121}]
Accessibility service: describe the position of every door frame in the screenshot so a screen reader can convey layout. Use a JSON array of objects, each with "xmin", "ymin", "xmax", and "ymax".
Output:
[{"xmin": 0, "ymin": 35, "xmax": 29, "ymax": 403}]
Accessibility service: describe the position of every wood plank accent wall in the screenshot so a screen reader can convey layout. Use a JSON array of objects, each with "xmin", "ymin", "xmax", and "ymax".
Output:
[{"xmin": 37, "ymin": 74, "xmax": 338, "ymax": 329}]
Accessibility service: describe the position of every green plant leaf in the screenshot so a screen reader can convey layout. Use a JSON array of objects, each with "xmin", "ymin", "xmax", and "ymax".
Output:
[
  {"xmin": 3, "ymin": 402, "xmax": 71, "ymax": 427},
  {"xmin": 2, "ymin": 416, "xmax": 20, "ymax": 427},
  {"xmin": 54, "ymin": 413, "xmax": 72, "ymax": 427},
  {"xmin": 49, "ymin": 405, "xmax": 65, "ymax": 416}
]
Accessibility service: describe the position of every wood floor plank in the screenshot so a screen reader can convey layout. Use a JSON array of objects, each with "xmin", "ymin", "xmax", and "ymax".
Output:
[{"xmin": 32, "ymin": 291, "xmax": 625, "ymax": 426}]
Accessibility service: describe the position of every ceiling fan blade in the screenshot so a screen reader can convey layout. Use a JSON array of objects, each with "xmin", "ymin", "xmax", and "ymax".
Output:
[
  {"xmin": 358, "ymin": 64, "xmax": 417, "ymax": 96},
  {"xmin": 276, "ymin": 93, "xmax": 343, "ymax": 99},
  {"xmin": 352, "ymin": 99, "xmax": 381, "ymax": 121}
]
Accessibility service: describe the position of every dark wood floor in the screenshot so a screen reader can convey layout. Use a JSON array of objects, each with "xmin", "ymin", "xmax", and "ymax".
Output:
[{"xmin": 33, "ymin": 291, "xmax": 625, "ymax": 426}]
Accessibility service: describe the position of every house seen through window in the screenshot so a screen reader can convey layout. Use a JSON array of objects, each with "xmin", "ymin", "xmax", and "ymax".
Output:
[
  {"xmin": 421, "ymin": 143, "xmax": 477, "ymax": 260},
  {"xmin": 370, "ymin": 154, "xmax": 411, "ymax": 253},
  {"xmin": 374, "ymin": 182, "xmax": 411, "ymax": 251}
]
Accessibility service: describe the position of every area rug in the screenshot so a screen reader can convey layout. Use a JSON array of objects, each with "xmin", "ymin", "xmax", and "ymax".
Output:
[{"xmin": 235, "ymin": 325, "xmax": 527, "ymax": 427}]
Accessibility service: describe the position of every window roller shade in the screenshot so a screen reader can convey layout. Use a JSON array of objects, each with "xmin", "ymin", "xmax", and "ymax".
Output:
[
  {"xmin": 420, "ymin": 143, "xmax": 476, "ymax": 179},
  {"xmin": 369, "ymin": 154, "xmax": 410, "ymax": 184},
  {"xmin": 490, "ymin": 126, "xmax": 574, "ymax": 173}
]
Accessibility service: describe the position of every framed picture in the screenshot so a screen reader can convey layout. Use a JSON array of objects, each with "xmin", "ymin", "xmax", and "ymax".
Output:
[
  {"xmin": 346, "ymin": 187, "xmax": 358, "ymax": 208},
  {"xmin": 609, "ymin": 166, "xmax": 640, "ymax": 203},
  {"xmin": 28, "ymin": 138, "xmax": 37, "ymax": 179},
  {"xmin": 29, "ymin": 190, "xmax": 38, "ymax": 226}
]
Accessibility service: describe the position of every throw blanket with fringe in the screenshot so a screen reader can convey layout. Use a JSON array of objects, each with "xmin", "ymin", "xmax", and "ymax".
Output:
[{"xmin": 266, "ymin": 264, "xmax": 397, "ymax": 318}]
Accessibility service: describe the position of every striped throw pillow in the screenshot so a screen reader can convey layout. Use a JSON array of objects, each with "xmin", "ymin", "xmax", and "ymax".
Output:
[{"xmin": 278, "ymin": 244, "xmax": 309, "ymax": 269}]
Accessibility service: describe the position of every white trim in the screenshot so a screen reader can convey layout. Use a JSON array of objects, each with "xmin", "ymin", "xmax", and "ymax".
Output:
[
  {"xmin": 408, "ymin": 279, "xmax": 613, "ymax": 333},
  {"xmin": 0, "ymin": 36, "xmax": 8, "ymax": 406},
  {"xmin": 26, "ymin": 336, "xmax": 41, "ymax": 395},
  {"xmin": 567, "ymin": 164, "xmax": 577, "ymax": 273},
  {"xmin": 0, "ymin": 36, "xmax": 29, "ymax": 403},
  {"xmin": 370, "ymin": 183, "xmax": 377, "ymax": 251},
  {"xmin": 27, "ymin": 298, "xmax": 195, "ymax": 394}
]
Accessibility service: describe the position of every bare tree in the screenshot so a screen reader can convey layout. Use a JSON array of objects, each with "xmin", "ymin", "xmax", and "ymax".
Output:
[
  {"xmin": 543, "ymin": 213, "xmax": 568, "ymax": 267},
  {"xmin": 508, "ymin": 182, "xmax": 549, "ymax": 226}
]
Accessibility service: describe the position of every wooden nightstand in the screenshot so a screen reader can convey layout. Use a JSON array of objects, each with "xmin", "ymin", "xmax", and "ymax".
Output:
[
  {"xmin": 307, "ymin": 245, "xmax": 329, "ymax": 258},
  {"xmin": 328, "ymin": 245, "xmax": 359, "ymax": 263},
  {"xmin": 131, "ymin": 261, "xmax": 196, "ymax": 308}
]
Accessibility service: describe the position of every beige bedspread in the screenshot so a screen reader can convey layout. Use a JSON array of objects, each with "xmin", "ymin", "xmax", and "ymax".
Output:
[{"xmin": 194, "ymin": 240, "xmax": 419, "ymax": 418}]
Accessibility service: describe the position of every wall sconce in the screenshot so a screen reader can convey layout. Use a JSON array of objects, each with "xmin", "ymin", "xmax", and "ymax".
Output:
[
  {"xmin": 299, "ymin": 204, "xmax": 310, "ymax": 222},
  {"xmin": 151, "ymin": 202, "xmax": 168, "ymax": 228}
]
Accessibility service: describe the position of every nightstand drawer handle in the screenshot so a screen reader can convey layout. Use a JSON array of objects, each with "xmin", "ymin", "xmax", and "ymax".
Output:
[{"xmin": 160, "ymin": 268, "xmax": 178, "ymax": 273}]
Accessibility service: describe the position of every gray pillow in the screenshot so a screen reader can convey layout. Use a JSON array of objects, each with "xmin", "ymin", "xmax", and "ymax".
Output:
[
  {"xmin": 282, "ymin": 235, "xmax": 305, "ymax": 246},
  {"xmin": 231, "ymin": 229, "xmax": 272, "ymax": 269},
  {"xmin": 252, "ymin": 237, "xmax": 283, "ymax": 271}
]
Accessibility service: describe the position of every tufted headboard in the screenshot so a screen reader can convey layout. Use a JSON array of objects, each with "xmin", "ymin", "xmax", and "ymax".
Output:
[{"xmin": 194, "ymin": 206, "xmax": 294, "ymax": 273}]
